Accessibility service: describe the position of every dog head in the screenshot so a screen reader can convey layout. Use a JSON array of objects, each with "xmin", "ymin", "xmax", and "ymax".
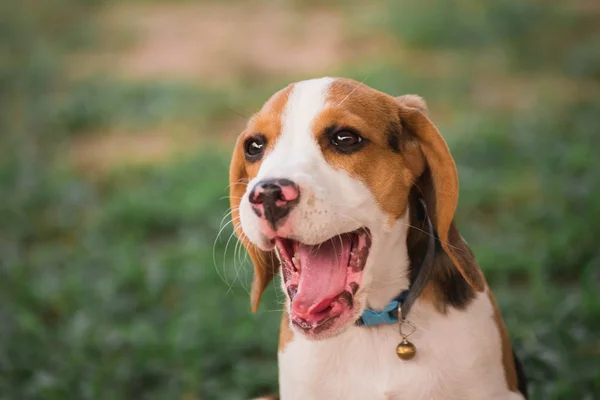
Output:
[{"xmin": 229, "ymin": 77, "xmax": 484, "ymax": 339}]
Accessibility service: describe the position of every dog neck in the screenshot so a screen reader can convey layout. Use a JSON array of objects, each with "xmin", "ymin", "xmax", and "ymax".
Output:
[{"xmin": 363, "ymin": 210, "xmax": 412, "ymax": 310}]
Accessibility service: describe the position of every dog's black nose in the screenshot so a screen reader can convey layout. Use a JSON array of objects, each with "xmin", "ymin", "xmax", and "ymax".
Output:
[{"xmin": 249, "ymin": 179, "xmax": 300, "ymax": 228}]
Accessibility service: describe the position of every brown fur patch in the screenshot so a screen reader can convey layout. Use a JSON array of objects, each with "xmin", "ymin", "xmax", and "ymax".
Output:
[
  {"xmin": 417, "ymin": 281, "xmax": 444, "ymax": 311},
  {"xmin": 487, "ymin": 290, "xmax": 519, "ymax": 392},
  {"xmin": 242, "ymin": 84, "xmax": 294, "ymax": 177},
  {"xmin": 229, "ymin": 84, "xmax": 293, "ymax": 311},
  {"xmin": 278, "ymin": 309, "xmax": 294, "ymax": 353}
]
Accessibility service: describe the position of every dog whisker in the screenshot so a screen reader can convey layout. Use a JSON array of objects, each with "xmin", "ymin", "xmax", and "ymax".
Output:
[
  {"xmin": 227, "ymin": 106, "xmax": 253, "ymax": 122},
  {"xmin": 213, "ymin": 209, "xmax": 241, "ymax": 286},
  {"xmin": 225, "ymin": 179, "xmax": 249, "ymax": 192},
  {"xmin": 337, "ymin": 73, "xmax": 371, "ymax": 107}
]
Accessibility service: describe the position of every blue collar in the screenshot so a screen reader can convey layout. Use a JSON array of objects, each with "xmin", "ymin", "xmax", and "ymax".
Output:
[
  {"xmin": 355, "ymin": 198, "xmax": 437, "ymax": 328},
  {"xmin": 356, "ymin": 290, "xmax": 409, "ymax": 327}
]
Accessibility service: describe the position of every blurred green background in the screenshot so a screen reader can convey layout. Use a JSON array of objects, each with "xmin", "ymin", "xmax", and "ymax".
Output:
[{"xmin": 1, "ymin": 0, "xmax": 599, "ymax": 399}]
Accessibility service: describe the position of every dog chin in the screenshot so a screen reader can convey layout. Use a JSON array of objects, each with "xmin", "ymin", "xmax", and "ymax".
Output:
[{"xmin": 289, "ymin": 299, "xmax": 366, "ymax": 340}]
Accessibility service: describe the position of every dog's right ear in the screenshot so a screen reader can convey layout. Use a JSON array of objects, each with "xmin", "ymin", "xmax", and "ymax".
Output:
[
  {"xmin": 396, "ymin": 95, "xmax": 485, "ymax": 292},
  {"xmin": 229, "ymin": 135, "xmax": 278, "ymax": 312}
]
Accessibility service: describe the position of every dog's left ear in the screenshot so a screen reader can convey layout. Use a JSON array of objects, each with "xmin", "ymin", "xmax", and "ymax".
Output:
[
  {"xmin": 397, "ymin": 95, "xmax": 485, "ymax": 292},
  {"xmin": 229, "ymin": 135, "xmax": 279, "ymax": 312}
]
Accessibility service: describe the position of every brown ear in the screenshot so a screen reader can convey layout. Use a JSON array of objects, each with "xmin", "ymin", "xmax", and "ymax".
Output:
[
  {"xmin": 229, "ymin": 135, "xmax": 279, "ymax": 312},
  {"xmin": 397, "ymin": 95, "xmax": 485, "ymax": 292}
]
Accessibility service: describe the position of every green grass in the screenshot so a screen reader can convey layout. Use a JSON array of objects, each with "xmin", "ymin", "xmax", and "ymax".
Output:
[{"xmin": 1, "ymin": 0, "xmax": 599, "ymax": 398}]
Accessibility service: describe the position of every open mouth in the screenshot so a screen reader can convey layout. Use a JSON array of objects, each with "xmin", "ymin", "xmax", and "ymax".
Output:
[{"xmin": 275, "ymin": 228, "xmax": 371, "ymax": 336}]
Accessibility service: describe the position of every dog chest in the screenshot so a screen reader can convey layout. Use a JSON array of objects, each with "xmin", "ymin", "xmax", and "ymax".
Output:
[{"xmin": 277, "ymin": 294, "xmax": 524, "ymax": 400}]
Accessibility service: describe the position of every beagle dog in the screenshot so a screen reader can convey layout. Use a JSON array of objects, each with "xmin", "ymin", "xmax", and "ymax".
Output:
[{"xmin": 229, "ymin": 77, "xmax": 528, "ymax": 399}]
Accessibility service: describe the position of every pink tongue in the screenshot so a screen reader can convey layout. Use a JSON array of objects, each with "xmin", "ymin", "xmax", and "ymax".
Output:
[{"xmin": 292, "ymin": 235, "xmax": 352, "ymax": 315}]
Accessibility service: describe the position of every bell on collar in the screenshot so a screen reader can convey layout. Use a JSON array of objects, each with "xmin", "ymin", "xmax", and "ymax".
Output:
[
  {"xmin": 396, "ymin": 337, "xmax": 416, "ymax": 360},
  {"xmin": 396, "ymin": 315, "xmax": 417, "ymax": 360}
]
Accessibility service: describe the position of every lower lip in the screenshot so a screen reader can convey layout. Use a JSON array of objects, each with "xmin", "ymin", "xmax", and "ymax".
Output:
[{"xmin": 292, "ymin": 313, "xmax": 340, "ymax": 334}]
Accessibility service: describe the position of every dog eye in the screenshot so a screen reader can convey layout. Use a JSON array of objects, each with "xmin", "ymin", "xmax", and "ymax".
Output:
[
  {"xmin": 244, "ymin": 135, "xmax": 266, "ymax": 161},
  {"xmin": 331, "ymin": 130, "xmax": 363, "ymax": 152}
]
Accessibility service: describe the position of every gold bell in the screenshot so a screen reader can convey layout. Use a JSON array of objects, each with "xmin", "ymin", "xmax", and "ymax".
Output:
[{"xmin": 396, "ymin": 338, "xmax": 416, "ymax": 360}]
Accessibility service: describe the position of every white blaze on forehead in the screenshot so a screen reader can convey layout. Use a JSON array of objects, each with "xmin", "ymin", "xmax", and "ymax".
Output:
[
  {"xmin": 255, "ymin": 77, "xmax": 334, "ymax": 180},
  {"xmin": 282, "ymin": 77, "xmax": 334, "ymax": 135}
]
